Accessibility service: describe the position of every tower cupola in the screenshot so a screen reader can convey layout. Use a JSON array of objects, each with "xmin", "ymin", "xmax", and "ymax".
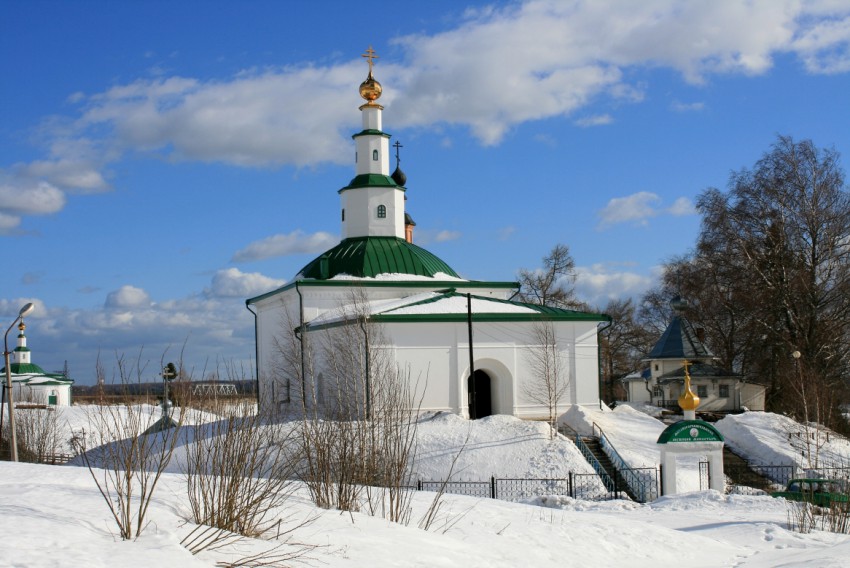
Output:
[
  {"xmin": 12, "ymin": 320, "xmax": 32, "ymax": 365},
  {"xmin": 339, "ymin": 47, "xmax": 406, "ymax": 240}
]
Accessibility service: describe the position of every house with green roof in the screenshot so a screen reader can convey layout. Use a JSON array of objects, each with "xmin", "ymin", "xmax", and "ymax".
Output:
[
  {"xmin": 1, "ymin": 320, "xmax": 73, "ymax": 406},
  {"xmin": 623, "ymin": 297, "xmax": 765, "ymax": 413},
  {"xmin": 246, "ymin": 50, "xmax": 609, "ymax": 420}
]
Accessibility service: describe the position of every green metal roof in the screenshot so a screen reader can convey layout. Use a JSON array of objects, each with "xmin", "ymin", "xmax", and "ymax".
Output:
[
  {"xmin": 2, "ymin": 362, "xmax": 47, "ymax": 375},
  {"xmin": 297, "ymin": 237, "xmax": 460, "ymax": 280},
  {"xmin": 339, "ymin": 174, "xmax": 405, "ymax": 192},
  {"xmin": 352, "ymin": 129, "xmax": 391, "ymax": 139}
]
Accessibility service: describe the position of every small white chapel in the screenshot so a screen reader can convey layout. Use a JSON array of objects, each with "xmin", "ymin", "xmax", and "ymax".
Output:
[
  {"xmin": 1, "ymin": 319, "xmax": 73, "ymax": 406},
  {"xmin": 247, "ymin": 49, "xmax": 610, "ymax": 419}
]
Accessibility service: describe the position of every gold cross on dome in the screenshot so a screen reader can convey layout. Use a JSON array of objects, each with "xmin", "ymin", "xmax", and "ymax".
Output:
[{"xmin": 362, "ymin": 46, "xmax": 379, "ymax": 74}]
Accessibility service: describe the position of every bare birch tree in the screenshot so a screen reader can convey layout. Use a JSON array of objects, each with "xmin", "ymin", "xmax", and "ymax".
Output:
[{"xmin": 523, "ymin": 319, "xmax": 569, "ymax": 439}]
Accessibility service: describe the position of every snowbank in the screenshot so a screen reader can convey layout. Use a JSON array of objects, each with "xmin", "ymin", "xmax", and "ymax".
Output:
[
  {"xmin": 716, "ymin": 411, "xmax": 850, "ymax": 470},
  {"xmin": 413, "ymin": 412, "xmax": 596, "ymax": 480}
]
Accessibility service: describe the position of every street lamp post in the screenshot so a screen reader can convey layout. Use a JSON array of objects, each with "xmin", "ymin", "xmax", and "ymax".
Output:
[{"xmin": 3, "ymin": 302, "xmax": 35, "ymax": 462}]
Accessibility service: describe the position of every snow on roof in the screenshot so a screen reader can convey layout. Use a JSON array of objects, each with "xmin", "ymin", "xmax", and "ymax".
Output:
[
  {"xmin": 380, "ymin": 294, "xmax": 536, "ymax": 316},
  {"xmin": 305, "ymin": 291, "xmax": 538, "ymax": 328},
  {"xmin": 329, "ymin": 271, "xmax": 467, "ymax": 282},
  {"xmin": 9, "ymin": 373, "xmax": 72, "ymax": 385}
]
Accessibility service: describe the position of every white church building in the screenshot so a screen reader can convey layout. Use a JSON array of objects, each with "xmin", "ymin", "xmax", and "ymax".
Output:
[
  {"xmin": 247, "ymin": 50, "xmax": 609, "ymax": 420},
  {"xmin": 1, "ymin": 319, "xmax": 73, "ymax": 407}
]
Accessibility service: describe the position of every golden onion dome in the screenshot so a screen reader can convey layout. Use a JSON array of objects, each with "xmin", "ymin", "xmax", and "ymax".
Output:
[
  {"xmin": 359, "ymin": 73, "xmax": 382, "ymax": 103},
  {"xmin": 678, "ymin": 385, "xmax": 700, "ymax": 412},
  {"xmin": 678, "ymin": 361, "xmax": 700, "ymax": 412}
]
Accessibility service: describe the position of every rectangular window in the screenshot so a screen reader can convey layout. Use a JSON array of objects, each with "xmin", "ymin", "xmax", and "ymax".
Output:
[
  {"xmin": 697, "ymin": 385, "xmax": 708, "ymax": 398},
  {"xmin": 652, "ymin": 386, "xmax": 663, "ymax": 397},
  {"xmin": 719, "ymin": 384, "xmax": 729, "ymax": 398}
]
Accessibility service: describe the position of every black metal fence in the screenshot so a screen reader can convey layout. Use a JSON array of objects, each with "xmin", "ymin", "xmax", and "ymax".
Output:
[
  {"xmin": 417, "ymin": 472, "xmax": 633, "ymax": 502},
  {"xmin": 700, "ymin": 461, "xmax": 850, "ymax": 495}
]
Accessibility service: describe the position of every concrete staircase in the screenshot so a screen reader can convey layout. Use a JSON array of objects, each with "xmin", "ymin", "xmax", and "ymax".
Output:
[
  {"xmin": 576, "ymin": 435, "xmax": 639, "ymax": 501},
  {"xmin": 723, "ymin": 446, "xmax": 775, "ymax": 492}
]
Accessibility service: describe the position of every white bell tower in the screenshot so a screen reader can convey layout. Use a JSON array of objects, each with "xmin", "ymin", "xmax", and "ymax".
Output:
[
  {"xmin": 12, "ymin": 321, "xmax": 31, "ymax": 365},
  {"xmin": 339, "ymin": 47, "xmax": 406, "ymax": 240}
]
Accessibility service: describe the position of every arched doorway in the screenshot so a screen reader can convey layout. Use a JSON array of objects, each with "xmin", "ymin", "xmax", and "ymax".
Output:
[{"xmin": 468, "ymin": 370, "xmax": 492, "ymax": 419}]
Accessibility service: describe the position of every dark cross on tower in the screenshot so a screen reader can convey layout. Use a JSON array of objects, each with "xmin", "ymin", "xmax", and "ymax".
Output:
[
  {"xmin": 362, "ymin": 46, "xmax": 379, "ymax": 75},
  {"xmin": 393, "ymin": 140, "xmax": 403, "ymax": 165}
]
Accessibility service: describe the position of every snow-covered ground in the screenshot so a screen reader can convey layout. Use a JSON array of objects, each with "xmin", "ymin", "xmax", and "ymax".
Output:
[
  {"xmin": 717, "ymin": 411, "xmax": 850, "ymax": 471},
  {"xmin": 1, "ymin": 406, "xmax": 849, "ymax": 566},
  {"xmin": 562, "ymin": 403, "xmax": 705, "ymax": 492}
]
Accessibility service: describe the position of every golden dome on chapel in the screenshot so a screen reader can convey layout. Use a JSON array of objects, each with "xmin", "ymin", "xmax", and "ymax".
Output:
[{"xmin": 678, "ymin": 361, "xmax": 700, "ymax": 412}]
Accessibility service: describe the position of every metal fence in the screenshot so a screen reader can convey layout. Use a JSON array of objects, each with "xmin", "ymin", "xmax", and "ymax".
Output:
[
  {"xmin": 592, "ymin": 423, "xmax": 660, "ymax": 502},
  {"xmin": 700, "ymin": 461, "xmax": 850, "ymax": 495},
  {"xmin": 417, "ymin": 473, "xmax": 617, "ymax": 503}
]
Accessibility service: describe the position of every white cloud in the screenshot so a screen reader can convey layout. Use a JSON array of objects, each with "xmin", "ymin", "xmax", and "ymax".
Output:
[
  {"xmin": 6, "ymin": 269, "xmax": 278, "ymax": 381},
  {"xmin": 232, "ymin": 230, "xmax": 338, "ymax": 262},
  {"xmin": 434, "ymin": 230, "xmax": 462, "ymax": 242},
  {"xmin": 575, "ymin": 114, "xmax": 613, "ymax": 127},
  {"xmin": 498, "ymin": 226, "xmax": 517, "ymax": 241},
  {"xmin": 208, "ymin": 268, "xmax": 285, "ymax": 298},
  {"xmin": 0, "ymin": 179, "xmax": 66, "ymax": 215},
  {"xmin": 6, "ymin": 0, "xmax": 850, "ymax": 230},
  {"xmin": 105, "ymin": 285, "xmax": 151, "ymax": 309},
  {"xmin": 575, "ymin": 263, "xmax": 656, "ymax": 307},
  {"xmin": 670, "ymin": 101, "xmax": 705, "ymax": 112},
  {"xmin": 667, "ymin": 197, "xmax": 696, "ymax": 216},
  {"xmin": 415, "ymin": 228, "xmax": 462, "ymax": 245},
  {"xmin": 0, "ymin": 212, "xmax": 20, "ymax": 232},
  {"xmin": 20, "ymin": 159, "xmax": 109, "ymax": 193},
  {"xmin": 596, "ymin": 191, "xmax": 697, "ymax": 229},
  {"xmin": 597, "ymin": 191, "xmax": 661, "ymax": 228}
]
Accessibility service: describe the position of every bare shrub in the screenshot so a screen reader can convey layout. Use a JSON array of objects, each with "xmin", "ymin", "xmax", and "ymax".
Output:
[
  {"xmin": 291, "ymin": 289, "xmax": 423, "ymax": 522},
  {"xmin": 14, "ymin": 406, "xmax": 63, "ymax": 463},
  {"xmin": 72, "ymin": 351, "xmax": 187, "ymax": 540},
  {"xmin": 181, "ymin": 398, "xmax": 300, "ymax": 544}
]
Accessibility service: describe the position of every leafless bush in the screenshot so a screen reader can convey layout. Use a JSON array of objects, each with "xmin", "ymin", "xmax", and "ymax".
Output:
[
  {"xmin": 14, "ymin": 406, "xmax": 63, "ymax": 463},
  {"xmin": 181, "ymin": 398, "xmax": 301, "ymax": 545},
  {"xmin": 72, "ymin": 351, "xmax": 187, "ymax": 540},
  {"xmin": 291, "ymin": 289, "xmax": 423, "ymax": 523},
  {"xmin": 786, "ymin": 500, "xmax": 819, "ymax": 534}
]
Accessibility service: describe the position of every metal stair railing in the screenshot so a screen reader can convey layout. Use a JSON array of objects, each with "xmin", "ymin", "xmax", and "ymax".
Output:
[
  {"xmin": 574, "ymin": 435, "xmax": 619, "ymax": 496},
  {"xmin": 592, "ymin": 422, "xmax": 656, "ymax": 502}
]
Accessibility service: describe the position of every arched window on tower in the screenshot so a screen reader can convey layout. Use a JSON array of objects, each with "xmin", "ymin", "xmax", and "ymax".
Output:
[
  {"xmin": 377, "ymin": 204, "xmax": 386, "ymax": 218},
  {"xmin": 372, "ymin": 149, "xmax": 379, "ymax": 161},
  {"xmin": 341, "ymin": 209, "xmax": 345, "ymax": 221}
]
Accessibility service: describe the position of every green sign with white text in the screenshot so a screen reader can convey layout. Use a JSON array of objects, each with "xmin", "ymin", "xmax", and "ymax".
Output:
[{"xmin": 657, "ymin": 420, "xmax": 724, "ymax": 444}]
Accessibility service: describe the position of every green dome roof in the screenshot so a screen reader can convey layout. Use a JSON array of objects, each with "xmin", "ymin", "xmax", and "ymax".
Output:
[
  {"xmin": 1, "ymin": 362, "xmax": 47, "ymax": 375},
  {"xmin": 297, "ymin": 237, "xmax": 459, "ymax": 280}
]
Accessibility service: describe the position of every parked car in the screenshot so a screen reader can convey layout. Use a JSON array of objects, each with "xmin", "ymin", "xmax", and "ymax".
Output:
[{"xmin": 771, "ymin": 478, "xmax": 849, "ymax": 507}]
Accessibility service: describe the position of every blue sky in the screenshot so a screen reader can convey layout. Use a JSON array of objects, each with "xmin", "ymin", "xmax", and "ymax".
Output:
[{"xmin": 2, "ymin": 0, "xmax": 850, "ymax": 383}]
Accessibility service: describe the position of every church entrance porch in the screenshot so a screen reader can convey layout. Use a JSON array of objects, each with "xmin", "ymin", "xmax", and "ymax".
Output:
[{"xmin": 468, "ymin": 370, "xmax": 492, "ymax": 419}]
